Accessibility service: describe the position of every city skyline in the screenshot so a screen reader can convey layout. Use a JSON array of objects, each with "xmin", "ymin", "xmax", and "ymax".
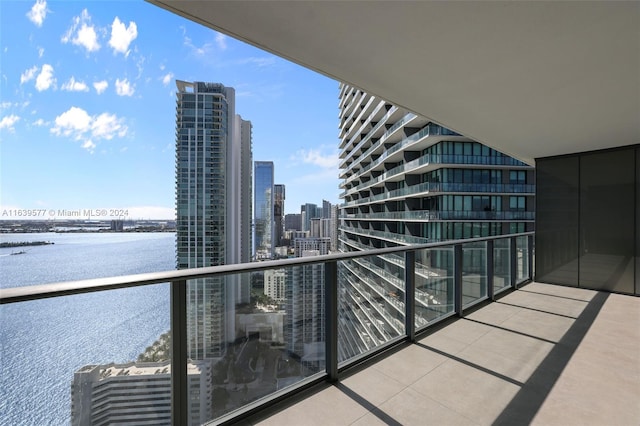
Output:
[{"xmin": 0, "ymin": 0, "xmax": 340, "ymax": 220}]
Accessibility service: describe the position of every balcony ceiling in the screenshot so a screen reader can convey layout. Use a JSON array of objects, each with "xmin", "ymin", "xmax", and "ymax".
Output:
[{"xmin": 148, "ymin": 1, "xmax": 639, "ymax": 165}]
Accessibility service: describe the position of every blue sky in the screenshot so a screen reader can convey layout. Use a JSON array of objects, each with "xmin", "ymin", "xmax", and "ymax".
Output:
[{"xmin": 0, "ymin": 0, "xmax": 341, "ymax": 220}]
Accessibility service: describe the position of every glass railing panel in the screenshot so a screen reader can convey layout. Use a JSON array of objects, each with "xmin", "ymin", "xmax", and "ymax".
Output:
[
  {"xmin": 493, "ymin": 238, "xmax": 511, "ymax": 293},
  {"xmin": 461, "ymin": 241, "xmax": 488, "ymax": 307},
  {"xmin": 0, "ymin": 231, "xmax": 174, "ymax": 425},
  {"xmin": 414, "ymin": 247, "xmax": 455, "ymax": 329},
  {"xmin": 202, "ymin": 266, "xmax": 325, "ymax": 423},
  {"xmin": 1, "ymin": 284, "xmax": 172, "ymax": 425},
  {"xmin": 516, "ymin": 235, "xmax": 530, "ymax": 283},
  {"xmin": 337, "ymin": 253, "xmax": 405, "ymax": 364}
]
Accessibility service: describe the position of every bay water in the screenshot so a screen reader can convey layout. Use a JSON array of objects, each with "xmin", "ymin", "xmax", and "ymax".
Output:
[{"xmin": 0, "ymin": 232, "xmax": 175, "ymax": 425}]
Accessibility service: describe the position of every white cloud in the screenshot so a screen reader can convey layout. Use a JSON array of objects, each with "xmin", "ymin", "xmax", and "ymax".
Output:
[
  {"xmin": 35, "ymin": 64, "xmax": 55, "ymax": 91},
  {"xmin": 184, "ymin": 35, "xmax": 215, "ymax": 58},
  {"xmin": 115, "ymin": 78, "xmax": 134, "ymax": 96},
  {"xmin": 93, "ymin": 80, "xmax": 108, "ymax": 94},
  {"xmin": 61, "ymin": 76, "xmax": 89, "ymax": 92},
  {"xmin": 38, "ymin": 47, "xmax": 44, "ymax": 58},
  {"xmin": 109, "ymin": 17, "xmax": 138, "ymax": 56},
  {"xmin": 161, "ymin": 72, "xmax": 174, "ymax": 86},
  {"xmin": 295, "ymin": 147, "xmax": 339, "ymax": 169},
  {"xmin": 91, "ymin": 113, "xmax": 127, "ymax": 139},
  {"xmin": 236, "ymin": 57, "xmax": 276, "ymax": 68},
  {"xmin": 20, "ymin": 66, "xmax": 38, "ymax": 84},
  {"xmin": 61, "ymin": 9, "xmax": 100, "ymax": 53},
  {"xmin": 33, "ymin": 118, "xmax": 47, "ymax": 126},
  {"xmin": 82, "ymin": 140, "xmax": 96, "ymax": 151},
  {"xmin": 0, "ymin": 114, "xmax": 20, "ymax": 131},
  {"xmin": 51, "ymin": 106, "xmax": 91, "ymax": 136},
  {"xmin": 215, "ymin": 33, "xmax": 227, "ymax": 50},
  {"xmin": 1, "ymin": 101, "xmax": 30, "ymax": 110},
  {"xmin": 50, "ymin": 106, "xmax": 128, "ymax": 151},
  {"xmin": 26, "ymin": 0, "xmax": 48, "ymax": 27}
]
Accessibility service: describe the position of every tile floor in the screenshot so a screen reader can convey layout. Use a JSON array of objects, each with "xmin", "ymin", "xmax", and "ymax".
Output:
[{"xmin": 243, "ymin": 282, "xmax": 639, "ymax": 425}]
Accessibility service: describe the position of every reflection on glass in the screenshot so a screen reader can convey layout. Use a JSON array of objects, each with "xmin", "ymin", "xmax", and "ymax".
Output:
[
  {"xmin": 462, "ymin": 241, "xmax": 487, "ymax": 307},
  {"xmin": 494, "ymin": 238, "xmax": 511, "ymax": 292},
  {"xmin": 516, "ymin": 236, "xmax": 529, "ymax": 283},
  {"xmin": 337, "ymin": 254, "xmax": 405, "ymax": 363},
  {"xmin": 189, "ymin": 267, "xmax": 325, "ymax": 422},
  {"xmin": 415, "ymin": 247, "xmax": 455, "ymax": 329}
]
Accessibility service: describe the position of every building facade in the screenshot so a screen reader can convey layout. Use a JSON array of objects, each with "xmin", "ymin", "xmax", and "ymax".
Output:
[
  {"xmin": 264, "ymin": 268, "xmax": 286, "ymax": 302},
  {"xmin": 284, "ymin": 213, "xmax": 301, "ymax": 232},
  {"xmin": 337, "ymin": 85, "xmax": 535, "ymax": 360},
  {"xmin": 284, "ymin": 237, "xmax": 331, "ymax": 371},
  {"xmin": 71, "ymin": 360, "xmax": 212, "ymax": 426},
  {"xmin": 175, "ymin": 80, "xmax": 252, "ymax": 359},
  {"xmin": 274, "ymin": 184, "xmax": 285, "ymax": 247},
  {"xmin": 254, "ymin": 161, "xmax": 275, "ymax": 259},
  {"xmin": 301, "ymin": 203, "xmax": 319, "ymax": 233}
]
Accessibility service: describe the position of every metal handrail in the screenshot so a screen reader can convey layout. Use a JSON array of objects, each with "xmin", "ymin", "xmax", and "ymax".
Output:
[
  {"xmin": 1, "ymin": 231, "xmax": 534, "ymax": 426},
  {"xmin": 0, "ymin": 232, "xmax": 534, "ymax": 304}
]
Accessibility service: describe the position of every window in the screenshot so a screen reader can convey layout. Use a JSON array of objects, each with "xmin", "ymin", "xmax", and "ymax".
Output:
[{"xmin": 509, "ymin": 196, "xmax": 526, "ymax": 211}]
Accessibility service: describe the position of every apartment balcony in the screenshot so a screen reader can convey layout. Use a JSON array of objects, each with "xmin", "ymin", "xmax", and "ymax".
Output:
[
  {"xmin": 342, "ymin": 210, "xmax": 535, "ymax": 222},
  {"xmin": 2, "ymin": 232, "xmax": 638, "ymax": 425}
]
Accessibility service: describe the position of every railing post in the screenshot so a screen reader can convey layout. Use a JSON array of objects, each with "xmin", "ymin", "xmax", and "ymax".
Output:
[
  {"xmin": 454, "ymin": 244, "xmax": 463, "ymax": 316},
  {"xmin": 325, "ymin": 261, "xmax": 338, "ymax": 382},
  {"xmin": 510, "ymin": 236, "xmax": 518, "ymax": 289},
  {"xmin": 171, "ymin": 280, "xmax": 188, "ymax": 426},
  {"xmin": 404, "ymin": 250, "xmax": 416, "ymax": 342},
  {"xmin": 528, "ymin": 234, "xmax": 534, "ymax": 281},
  {"xmin": 486, "ymin": 239, "xmax": 494, "ymax": 301}
]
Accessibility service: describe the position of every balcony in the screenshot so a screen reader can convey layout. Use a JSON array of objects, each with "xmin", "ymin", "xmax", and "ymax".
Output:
[{"xmin": 2, "ymin": 232, "xmax": 638, "ymax": 425}]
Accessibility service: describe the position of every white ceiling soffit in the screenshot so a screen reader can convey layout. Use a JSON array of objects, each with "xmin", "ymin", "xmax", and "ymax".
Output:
[{"xmin": 148, "ymin": 1, "xmax": 640, "ymax": 165}]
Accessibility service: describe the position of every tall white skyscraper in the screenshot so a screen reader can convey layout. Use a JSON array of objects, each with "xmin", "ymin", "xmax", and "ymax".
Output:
[{"xmin": 175, "ymin": 80, "xmax": 252, "ymax": 359}]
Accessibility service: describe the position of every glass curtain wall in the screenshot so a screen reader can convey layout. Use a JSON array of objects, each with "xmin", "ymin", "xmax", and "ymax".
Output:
[{"xmin": 536, "ymin": 145, "xmax": 639, "ymax": 295}]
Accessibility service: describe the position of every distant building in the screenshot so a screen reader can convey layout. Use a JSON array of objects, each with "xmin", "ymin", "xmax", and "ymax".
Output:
[
  {"xmin": 285, "ymin": 239, "xmax": 330, "ymax": 371},
  {"xmin": 110, "ymin": 220, "xmax": 123, "ymax": 231},
  {"xmin": 322, "ymin": 200, "xmax": 332, "ymax": 219},
  {"xmin": 293, "ymin": 237, "xmax": 331, "ymax": 257},
  {"xmin": 175, "ymin": 80, "xmax": 252, "ymax": 359},
  {"xmin": 71, "ymin": 360, "xmax": 212, "ymax": 426},
  {"xmin": 274, "ymin": 184, "xmax": 285, "ymax": 246},
  {"xmin": 264, "ymin": 268, "xmax": 286, "ymax": 302},
  {"xmin": 254, "ymin": 161, "xmax": 275, "ymax": 259},
  {"xmin": 284, "ymin": 213, "xmax": 301, "ymax": 232},
  {"xmin": 300, "ymin": 203, "xmax": 319, "ymax": 233}
]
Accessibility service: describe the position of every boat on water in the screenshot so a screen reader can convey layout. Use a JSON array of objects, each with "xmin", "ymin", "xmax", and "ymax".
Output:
[{"xmin": 10, "ymin": 250, "xmax": 27, "ymax": 255}]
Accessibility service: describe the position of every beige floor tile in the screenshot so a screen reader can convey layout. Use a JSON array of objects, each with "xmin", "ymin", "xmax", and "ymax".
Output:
[
  {"xmin": 410, "ymin": 360, "xmax": 521, "ymax": 424},
  {"xmin": 340, "ymin": 367, "xmax": 407, "ymax": 407},
  {"xmin": 353, "ymin": 387, "xmax": 477, "ymax": 426},
  {"xmin": 371, "ymin": 344, "xmax": 448, "ymax": 386},
  {"xmin": 254, "ymin": 385, "xmax": 367, "ymax": 426}
]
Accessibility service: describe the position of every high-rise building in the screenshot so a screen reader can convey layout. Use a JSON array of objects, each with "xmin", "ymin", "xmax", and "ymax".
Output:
[
  {"xmin": 175, "ymin": 80, "xmax": 252, "ymax": 359},
  {"xmin": 71, "ymin": 360, "xmax": 212, "ymax": 426},
  {"xmin": 284, "ymin": 213, "xmax": 301, "ymax": 232},
  {"xmin": 274, "ymin": 184, "xmax": 285, "ymax": 247},
  {"xmin": 337, "ymin": 85, "xmax": 535, "ymax": 359},
  {"xmin": 264, "ymin": 268, "xmax": 286, "ymax": 302},
  {"xmin": 301, "ymin": 203, "xmax": 319, "ymax": 233},
  {"xmin": 322, "ymin": 200, "xmax": 332, "ymax": 219},
  {"xmin": 285, "ymin": 238, "xmax": 330, "ymax": 371},
  {"xmin": 254, "ymin": 161, "xmax": 275, "ymax": 259}
]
